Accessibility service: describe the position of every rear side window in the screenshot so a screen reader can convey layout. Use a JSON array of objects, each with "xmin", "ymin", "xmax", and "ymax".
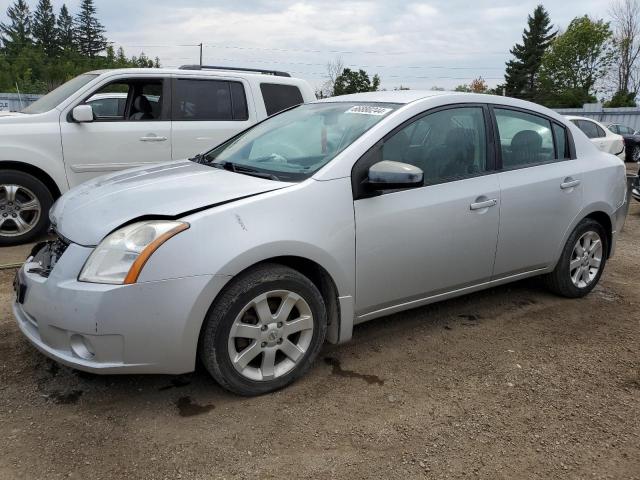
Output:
[
  {"xmin": 573, "ymin": 119, "xmax": 605, "ymax": 139},
  {"xmin": 173, "ymin": 79, "xmax": 248, "ymax": 121},
  {"xmin": 553, "ymin": 123, "xmax": 570, "ymax": 159},
  {"xmin": 495, "ymin": 108, "xmax": 555, "ymax": 168},
  {"xmin": 260, "ymin": 83, "xmax": 304, "ymax": 116}
]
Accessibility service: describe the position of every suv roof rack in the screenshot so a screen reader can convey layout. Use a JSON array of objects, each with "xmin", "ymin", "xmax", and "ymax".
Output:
[{"xmin": 178, "ymin": 65, "xmax": 291, "ymax": 77}]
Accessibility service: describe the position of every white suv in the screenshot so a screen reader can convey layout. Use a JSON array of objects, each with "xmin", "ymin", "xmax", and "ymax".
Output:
[{"xmin": 0, "ymin": 66, "xmax": 315, "ymax": 245}]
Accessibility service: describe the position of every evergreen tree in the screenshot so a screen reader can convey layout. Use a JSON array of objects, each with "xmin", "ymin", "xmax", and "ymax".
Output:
[
  {"xmin": 74, "ymin": 0, "xmax": 107, "ymax": 57},
  {"xmin": 0, "ymin": 0, "xmax": 32, "ymax": 55},
  {"xmin": 56, "ymin": 4, "xmax": 75, "ymax": 55},
  {"xmin": 32, "ymin": 0, "xmax": 57, "ymax": 56},
  {"xmin": 504, "ymin": 5, "xmax": 556, "ymax": 101}
]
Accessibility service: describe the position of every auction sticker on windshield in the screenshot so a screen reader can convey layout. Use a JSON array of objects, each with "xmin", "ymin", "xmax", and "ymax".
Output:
[{"xmin": 345, "ymin": 106, "xmax": 393, "ymax": 116}]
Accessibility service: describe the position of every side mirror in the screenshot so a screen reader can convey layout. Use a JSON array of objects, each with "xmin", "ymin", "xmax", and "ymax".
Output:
[
  {"xmin": 72, "ymin": 104, "xmax": 94, "ymax": 123},
  {"xmin": 366, "ymin": 160, "xmax": 424, "ymax": 191}
]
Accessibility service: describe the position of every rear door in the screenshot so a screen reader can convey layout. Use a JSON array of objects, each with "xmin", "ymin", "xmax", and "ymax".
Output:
[
  {"xmin": 493, "ymin": 107, "xmax": 583, "ymax": 277},
  {"xmin": 60, "ymin": 76, "xmax": 172, "ymax": 187},
  {"xmin": 170, "ymin": 77, "xmax": 254, "ymax": 159}
]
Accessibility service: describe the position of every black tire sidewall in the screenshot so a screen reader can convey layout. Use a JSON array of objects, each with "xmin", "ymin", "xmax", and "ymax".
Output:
[
  {"xmin": 200, "ymin": 266, "xmax": 327, "ymax": 396},
  {"xmin": 0, "ymin": 170, "xmax": 53, "ymax": 246}
]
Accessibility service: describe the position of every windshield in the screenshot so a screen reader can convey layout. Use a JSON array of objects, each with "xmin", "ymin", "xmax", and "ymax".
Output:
[
  {"xmin": 204, "ymin": 102, "xmax": 399, "ymax": 181},
  {"xmin": 21, "ymin": 74, "xmax": 98, "ymax": 114}
]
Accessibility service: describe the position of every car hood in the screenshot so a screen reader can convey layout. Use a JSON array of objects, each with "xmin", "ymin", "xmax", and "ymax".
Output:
[{"xmin": 51, "ymin": 160, "xmax": 292, "ymax": 246}]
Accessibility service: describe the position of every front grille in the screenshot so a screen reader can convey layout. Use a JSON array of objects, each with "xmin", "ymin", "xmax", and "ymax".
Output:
[{"xmin": 27, "ymin": 235, "xmax": 70, "ymax": 278}]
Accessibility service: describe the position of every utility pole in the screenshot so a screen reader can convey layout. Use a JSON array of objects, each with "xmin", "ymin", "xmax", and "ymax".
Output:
[{"xmin": 199, "ymin": 43, "xmax": 203, "ymax": 67}]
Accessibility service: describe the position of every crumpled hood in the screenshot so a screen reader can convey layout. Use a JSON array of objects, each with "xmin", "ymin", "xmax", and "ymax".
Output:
[{"xmin": 51, "ymin": 160, "xmax": 291, "ymax": 245}]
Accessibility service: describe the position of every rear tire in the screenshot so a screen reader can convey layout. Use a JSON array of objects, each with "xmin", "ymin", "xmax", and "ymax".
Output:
[
  {"xmin": 199, "ymin": 263, "xmax": 327, "ymax": 396},
  {"xmin": 544, "ymin": 219, "xmax": 607, "ymax": 298},
  {"xmin": 0, "ymin": 170, "xmax": 53, "ymax": 246}
]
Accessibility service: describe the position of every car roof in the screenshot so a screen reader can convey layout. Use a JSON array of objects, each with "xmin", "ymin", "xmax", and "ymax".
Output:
[
  {"xmin": 314, "ymin": 90, "xmax": 456, "ymax": 104},
  {"xmin": 564, "ymin": 115, "xmax": 600, "ymax": 122},
  {"xmin": 86, "ymin": 67, "xmax": 305, "ymax": 82}
]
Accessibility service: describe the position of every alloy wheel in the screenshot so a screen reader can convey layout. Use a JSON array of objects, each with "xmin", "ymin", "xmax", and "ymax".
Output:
[
  {"xmin": 0, "ymin": 184, "xmax": 42, "ymax": 238},
  {"xmin": 227, "ymin": 290, "xmax": 314, "ymax": 381},
  {"xmin": 569, "ymin": 231, "xmax": 603, "ymax": 288}
]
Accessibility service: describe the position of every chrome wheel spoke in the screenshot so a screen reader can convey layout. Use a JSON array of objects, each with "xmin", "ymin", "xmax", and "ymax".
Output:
[
  {"xmin": 589, "ymin": 256, "xmax": 601, "ymax": 268},
  {"xmin": 230, "ymin": 322, "xmax": 262, "ymax": 339},
  {"xmin": 588, "ymin": 238, "xmax": 601, "ymax": 254},
  {"xmin": 569, "ymin": 258, "xmax": 582, "ymax": 271},
  {"xmin": 261, "ymin": 348, "xmax": 276, "ymax": 380},
  {"xmin": 3, "ymin": 185, "xmax": 17, "ymax": 203},
  {"xmin": 17, "ymin": 198, "xmax": 40, "ymax": 212},
  {"xmin": 283, "ymin": 314, "xmax": 313, "ymax": 336},
  {"xmin": 233, "ymin": 341, "xmax": 263, "ymax": 370},
  {"xmin": 279, "ymin": 339, "xmax": 304, "ymax": 362},
  {"xmin": 252, "ymin": 294, "xmax": 273, "ymax": 324},
  {"xmin": 12, "ymin": 215, "xmax": 29, "ymax": 233},
  {"xmin": 274, "ymin": 292, "xmax": 299, "ymax": 323}
]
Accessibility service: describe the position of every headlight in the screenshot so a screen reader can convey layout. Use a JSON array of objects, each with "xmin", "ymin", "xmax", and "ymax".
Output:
[{"xmin": 79, "ymin": 220, "xmax": 189, "ymax": 284}]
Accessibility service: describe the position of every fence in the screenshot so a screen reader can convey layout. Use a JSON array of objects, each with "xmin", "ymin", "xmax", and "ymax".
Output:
[
  {"xmin": 554, "ymin": 104, "xmax": 640, "ymax": 132},
  {"xmin": 0, "ymin": 93, "xmax": 42, "ymax": 112}
]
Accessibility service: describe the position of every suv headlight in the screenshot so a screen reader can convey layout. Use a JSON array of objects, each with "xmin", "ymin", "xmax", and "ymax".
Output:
[{"xmin": 79, "ymin": 220, "xmax": 189, "ymax": 284}]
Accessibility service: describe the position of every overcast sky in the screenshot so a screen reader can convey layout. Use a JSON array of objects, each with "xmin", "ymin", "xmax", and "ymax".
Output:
[{"xmin": 4, "ymin": 0, "xmax": 612, "ymax": 90}]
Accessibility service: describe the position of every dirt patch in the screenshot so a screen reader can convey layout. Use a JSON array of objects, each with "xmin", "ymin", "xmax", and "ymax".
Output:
[{"xmin": 0, "ymin": 203, "xmax": 639, "ymax": 479}]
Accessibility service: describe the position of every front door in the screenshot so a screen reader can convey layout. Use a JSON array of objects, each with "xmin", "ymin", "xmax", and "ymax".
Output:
[
  {"xmin": 60, "ymin": 77, "xmax": 172, "ymax": 186},
  {"xmin": 353, "ymin": 105, "xmax": 501, "ymax": 316}
]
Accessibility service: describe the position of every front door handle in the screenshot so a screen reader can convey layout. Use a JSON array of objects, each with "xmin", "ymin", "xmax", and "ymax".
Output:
[
  {"xmin": 560, "ymin": 179, "xmax": 581, "ymax": 190},
  {"xmin": 139, "ymin": 135, "xmax": 167, "ymax": 142},
  {"xmin": 469, "ymin": 198, "xmax": 497, "ymax": 210}
]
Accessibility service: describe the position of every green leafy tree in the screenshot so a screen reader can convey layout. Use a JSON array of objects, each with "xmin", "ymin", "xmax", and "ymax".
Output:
[
  {"xmin": 56, "ymin": 4, "xmax": 75, "ymax": 55},
  {"xmin": 0, "ymin": 0, "xmax": 32, "ymax": 55},
  {"xmin": 74, "ymin": 0, "xmax": 107, "ymax": 57},
  {"xmin": 333, "ymin": 68, "xmax": 380, "ymax": 96},
  {"xmin": 539, "ymin": 16, "xmax": 615, "ymax": 107},
  {"xmin": 33, "ymin": 0, "xmax": 57, "ymax": 56},
  {"xmin": 504, "ymin": 5, "xmax": 556, "ymax": 101}
]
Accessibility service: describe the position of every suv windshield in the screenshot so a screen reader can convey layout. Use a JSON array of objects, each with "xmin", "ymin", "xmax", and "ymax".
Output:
[
  {"xmin": 203, "ymin": 102, "xmax": 399, "ymax": 181},
  {"xmin": 21, "ymin": 74, "xmax": 98, "ymax": 114}
]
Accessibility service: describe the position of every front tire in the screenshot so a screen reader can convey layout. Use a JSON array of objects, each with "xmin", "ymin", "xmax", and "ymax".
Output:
[
  {"xmin": 199, "ymin": 263, "xmax": 327, "ymax": 396},
  {"xmin": 544, "ymin": 219, "xmax": 607, "ymax": 298},
  {"xmin": 0, "ymin": 170, "xmax": 53, "ymax": 246}
]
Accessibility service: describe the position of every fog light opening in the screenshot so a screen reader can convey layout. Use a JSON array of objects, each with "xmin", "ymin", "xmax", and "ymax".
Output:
[{"xmin": 70, "ymin": 334, "xmax": 95, "ymax": 360}]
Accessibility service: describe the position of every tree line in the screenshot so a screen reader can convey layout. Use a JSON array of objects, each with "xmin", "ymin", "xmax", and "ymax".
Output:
[
  {"xmin": 322, "ymin": 1, "xmax": 640, "ymax": 108},
  {"xmin": 0, "ymin": 0, "xmax": 159, "ymax": 94}
]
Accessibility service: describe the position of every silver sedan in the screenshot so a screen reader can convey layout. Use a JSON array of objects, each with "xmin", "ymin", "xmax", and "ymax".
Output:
[{"xmin": 13, "ymin": 91, "xmax": 628, "ymax": 395}]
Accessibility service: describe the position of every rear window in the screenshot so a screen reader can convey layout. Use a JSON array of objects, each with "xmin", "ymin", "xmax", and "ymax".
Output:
[
  {"xmin": 173, "ymin": 79, "xmax": 248, "ymax": 121},
  {"xmin": 260, "ymin": 83, "xmax": 304, "ymax": 116}
]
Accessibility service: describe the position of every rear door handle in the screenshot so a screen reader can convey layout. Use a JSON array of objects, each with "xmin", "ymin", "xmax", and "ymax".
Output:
[
  {"xmin": 139, "ymin": 135, "xmax": 167, "ymax": 142},
  {"xmin": 469, "ymin": 198, "xmax": 497, "ymax": 210},
  {"xmin": 560, "ymin": 179, "xmax": 580, "ymax": 189}
]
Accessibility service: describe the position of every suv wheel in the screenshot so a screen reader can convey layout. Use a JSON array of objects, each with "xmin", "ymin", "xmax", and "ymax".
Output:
[
  {"xmin": 199, "ymin": 263, "xmax": 327, "ymax": 396},
  {"xmin": 544, "ymin": 218, "xmax": 607, "ymax": 298},
  {"xmin": 0, "ymin": 170, "xmax": 53, "ymax": 246}
]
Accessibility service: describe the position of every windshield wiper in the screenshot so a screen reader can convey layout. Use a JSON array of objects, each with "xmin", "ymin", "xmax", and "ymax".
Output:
[{"xmin": 212, "ymin": 161, "xmax": 280, "ymax": 181}]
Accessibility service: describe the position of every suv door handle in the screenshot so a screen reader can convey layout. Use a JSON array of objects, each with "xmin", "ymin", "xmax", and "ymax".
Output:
[
  {"xmin": 469, "ymin": 198, "xmax": 497, "ymax": 210},
  {"xmin": 139, "ymin": 135, "xmax": 167, "ymax": 142},
  {"xmin": 560, "ymin": 179, "xmax": 580, "ymax": 190}
]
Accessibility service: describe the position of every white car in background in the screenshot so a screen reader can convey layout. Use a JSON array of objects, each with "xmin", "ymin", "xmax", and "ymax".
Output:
[{"xmin": 566, "ymin": 116, "xmax": 625, "ymax": 160}]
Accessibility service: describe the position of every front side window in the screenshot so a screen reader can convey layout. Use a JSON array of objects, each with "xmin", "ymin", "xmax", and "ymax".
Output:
[
  {"xmin": 495, "ymin": 109, "xmax": 555, "ymax": 168},
  {"xmin": 260, "ymin": 83, "xmax": 304, "ymax": 116},
  {"xmin": 204, "ymin": 102, "xmax": 398, "ymax": 181},
  {"xmin": 619, "ymin": 125, "xmax": 634, "ymax": 135},
  {"xmin": 84, "ymin": 79, "xmax": 164, "ymax": 121},
  {"xmin": 173, "ymin": 79, "xmax": 248, "ymax": 121},
  {"xmin": 380, "ymin": 106, "xmax": 487, "ymax": 184}
]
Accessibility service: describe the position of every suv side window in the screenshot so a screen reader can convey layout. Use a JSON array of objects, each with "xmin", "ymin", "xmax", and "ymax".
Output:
[
  {"xmin": 84, "ymin": 79, "xmax": 165, "ymax": 121},
  {"xmin": 495, "ymin": 108, "xmax": 555, "ymax": 168},
  {"xmin": 574, "ymin": 119, "xmax": 605, "ymax": 139},
  {"xmin": 381, "ymin": 106, "xmax": 488, "ymax": 184},
  {"xmin": 260, "ymin": 83, "xmax": 304, "ymax": 116},
  {"xmin": 172, "ymin": 79, "xmax": 248, "ymax": 121}
]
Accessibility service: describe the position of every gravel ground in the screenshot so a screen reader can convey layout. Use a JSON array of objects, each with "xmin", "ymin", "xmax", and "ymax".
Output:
[{"xmin": 0, "ymin": 203, "xmax": 638, "ymax": 480}]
